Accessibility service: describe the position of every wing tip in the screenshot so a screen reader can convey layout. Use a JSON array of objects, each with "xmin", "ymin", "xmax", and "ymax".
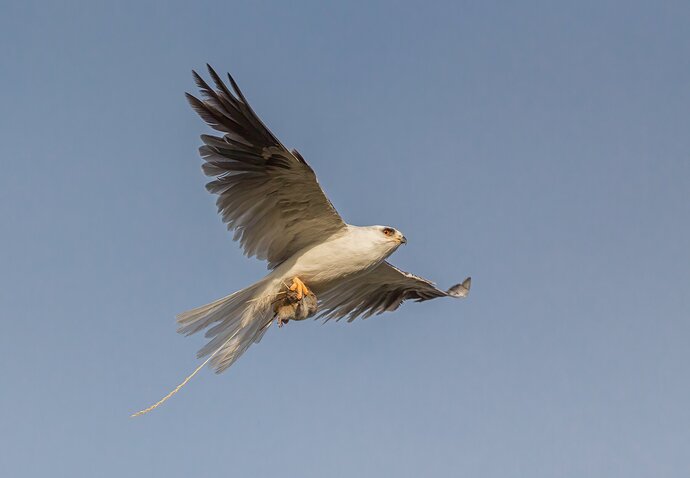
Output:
[
  {"xmin": 447, "ymin": 277, "xmax": 471, "ymax": 298},
  {"xmin": 184, "ymin": 91, "xmax": 201, "ymax": 107}
]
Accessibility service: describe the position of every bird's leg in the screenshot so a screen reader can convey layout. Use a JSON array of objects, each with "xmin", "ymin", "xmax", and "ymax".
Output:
[{"xmin": 289, "ymin": 276, "xmax": 310, "ymax": 300}]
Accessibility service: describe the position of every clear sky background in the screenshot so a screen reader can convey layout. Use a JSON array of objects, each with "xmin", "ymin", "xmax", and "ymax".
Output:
[{"xmin": 1, "ymin": 1, "xmax": 689, "ymax": 476}]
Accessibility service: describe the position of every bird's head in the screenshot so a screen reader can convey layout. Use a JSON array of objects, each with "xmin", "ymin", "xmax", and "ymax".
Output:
[
  {"xmin": 348, "ymin": 225, "xmax": 407, "ymax": 261},
  {"xmin": 370, "ymin": 225, "xmax": 407, "ymax": 250}
]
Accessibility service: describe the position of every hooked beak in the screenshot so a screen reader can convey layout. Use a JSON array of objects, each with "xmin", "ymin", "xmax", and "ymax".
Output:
[{"xmin": 400, "ymin": 235, "xmax": 407, "ymax": 245}]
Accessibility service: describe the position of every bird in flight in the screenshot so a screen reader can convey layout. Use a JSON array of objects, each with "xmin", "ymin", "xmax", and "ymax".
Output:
[
  {"xmin": 132, "ymin": 65, "xmax": 470, "ymax": 416},
  {"xmin": 181, "ymin": 64, "xmax": 471, "ymax": 372}
]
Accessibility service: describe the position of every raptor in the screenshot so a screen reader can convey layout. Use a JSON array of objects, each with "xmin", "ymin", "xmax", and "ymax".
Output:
[{"xmin": 179, "ymin": 65, "xmax": 472, "ymax": 374}]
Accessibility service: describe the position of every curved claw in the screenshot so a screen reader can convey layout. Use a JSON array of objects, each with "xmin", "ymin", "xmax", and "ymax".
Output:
[{"xmin": 289, "ymin": 276, "xmax": 310, "ymax": 300}]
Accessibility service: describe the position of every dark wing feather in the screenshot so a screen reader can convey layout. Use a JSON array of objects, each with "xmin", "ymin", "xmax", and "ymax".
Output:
[
  {"xmin": 187, "ymin": 65, "xmax": 346, "ymax": 268},
  {"xmin": 317, "ymin": 262, "xmax": 471, "ymax": 322}
]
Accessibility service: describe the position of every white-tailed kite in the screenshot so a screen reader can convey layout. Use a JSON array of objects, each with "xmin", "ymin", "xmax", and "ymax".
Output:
[{"xmin": 132, "ymin": 65, "xmax": 470, "ymax": 416}]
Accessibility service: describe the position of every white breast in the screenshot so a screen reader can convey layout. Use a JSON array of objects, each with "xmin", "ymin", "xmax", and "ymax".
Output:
[{"xmin": 272, "ymin": 225, "xmax": 391, "ymax": 290}]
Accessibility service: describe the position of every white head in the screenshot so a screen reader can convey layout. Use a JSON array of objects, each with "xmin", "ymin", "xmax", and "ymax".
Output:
[{"xmin": 358, "ymin": 225, "xmax": 407, "ymax": 258}]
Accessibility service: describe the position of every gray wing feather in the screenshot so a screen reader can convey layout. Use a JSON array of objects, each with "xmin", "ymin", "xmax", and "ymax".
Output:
[
  {"xmin": 318, "ymin": 262, "xmax": 471, "ymax": 322},
  {"xmin": 187, "ymin": 65, "xmax": 346, "ymax": 268}
]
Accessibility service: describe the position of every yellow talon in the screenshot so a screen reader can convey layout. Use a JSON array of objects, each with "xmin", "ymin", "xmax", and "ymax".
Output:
[{"xmin": 289, "ymin": 276, "xmax": 310, "ymax": 300}]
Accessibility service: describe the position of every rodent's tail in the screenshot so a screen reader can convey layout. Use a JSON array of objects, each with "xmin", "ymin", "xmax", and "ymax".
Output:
[{"xmin": 131, "ymin": 278, "xmax": 279, "ymax": 417}]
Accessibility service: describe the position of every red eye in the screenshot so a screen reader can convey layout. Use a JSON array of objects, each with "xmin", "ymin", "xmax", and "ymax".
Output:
[{"xmin": 382, "ymin": 228, "xmax": 394, "ymax": 236}]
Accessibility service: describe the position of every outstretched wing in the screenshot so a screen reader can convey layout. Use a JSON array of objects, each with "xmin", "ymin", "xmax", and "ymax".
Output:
[
  {"xmin": 186, "ymin": 65, "xmax": 346, "ymax": 269},
  {"xmin": 317, "ymin": 262, "xmax": 471, "ymax": 322}
]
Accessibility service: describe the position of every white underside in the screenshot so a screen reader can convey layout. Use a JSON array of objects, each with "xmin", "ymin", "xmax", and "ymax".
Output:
[
  {"xmin": 265, "ymin": 225, "xmax": 399, "ymax": 295},
  {"xmin": 177, "ymin": 224, "xmax": 402, "ymax": 372}
]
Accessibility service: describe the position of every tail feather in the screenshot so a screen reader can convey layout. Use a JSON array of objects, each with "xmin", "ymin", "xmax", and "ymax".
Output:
[
  {"xmin": 207, "ymin": 316, "xmax": 269, "ymax": 373},
  {"xmin": 176, "ymin": 279, "xmax": 278, "ymax": 373},
  {"xmin": 132, "ymin": 279, "xmax": 280, "ymax": 416},
  {"xmin": 177, "ymin": 287, "xmax": 251, "ymax": 336}
]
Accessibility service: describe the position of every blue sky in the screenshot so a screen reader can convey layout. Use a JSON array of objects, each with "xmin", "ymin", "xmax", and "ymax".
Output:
[{"xmin": 1, "ymin": 1, "xmax": 689, "ymax": 476}]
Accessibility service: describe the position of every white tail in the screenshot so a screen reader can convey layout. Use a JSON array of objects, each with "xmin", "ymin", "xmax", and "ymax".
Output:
[
  {"xmin": 177, "ymin": 278, "xmax": 278, "ymax": 371},
  {"xmin": 131, "ymin": 278, "xmax": 278, "ymax": 417}
]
